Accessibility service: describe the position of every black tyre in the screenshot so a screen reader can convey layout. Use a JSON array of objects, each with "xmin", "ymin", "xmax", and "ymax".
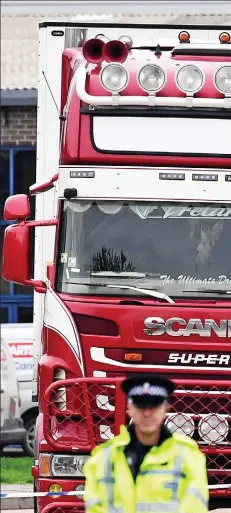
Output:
[{"xmin": 22, "ymin": 417, "xmax": 36, "ymax": 456}]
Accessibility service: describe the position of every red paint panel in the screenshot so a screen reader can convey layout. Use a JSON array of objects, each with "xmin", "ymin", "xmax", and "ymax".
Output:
[
  {"xmin": 61, "ymin": 298, "xmax": 231, "ymax": 378},
  {"xmin": 60, "ymin": 74, "xmax": 81, "ymax": 164},
  {"xmin": 61, "ymin": 49, "xmax": 231, "ymax": 167},
  {"xmin": 78, "ymin": 114, "xmax": 231, "ymax": 168},
  {"xmin": 38, "ymin": 328, "xmax": 84, "ymax": 410},
  {"xmin": 61, "ymin": 48, "xmax": 82, "ymax": 112}
]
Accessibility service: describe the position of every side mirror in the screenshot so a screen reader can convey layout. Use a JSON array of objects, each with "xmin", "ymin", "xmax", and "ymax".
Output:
[
  {"xmin": 2, "ymin": 194, "xmax": 57, "ymax": 294},
  {"xmin": 4, "ymin": 194, "xmax": 30, "ymax": 221},
  {"xmin": 2, "ymin": 224, "xmax": 46, "ymax": 293},
  {"xmin": 3, "ymin": 224, "xmax": 31, "ymax": 284}
]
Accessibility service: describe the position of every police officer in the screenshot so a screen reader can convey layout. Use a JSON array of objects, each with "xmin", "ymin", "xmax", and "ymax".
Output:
[{"xmin": 84, "ymin": 373, "xmax": 209, "ymax": 513}]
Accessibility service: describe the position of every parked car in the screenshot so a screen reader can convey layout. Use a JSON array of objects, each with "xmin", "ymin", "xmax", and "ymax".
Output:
[
  {"xmin": 0, "ymin": 338, "xmax": 26, "ymax": 449},
  {"xmin": 1, "ymin": 323, "xmax": 38, "ymax": 456}
]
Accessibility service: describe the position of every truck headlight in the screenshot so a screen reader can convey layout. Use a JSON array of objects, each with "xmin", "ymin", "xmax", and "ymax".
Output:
[
  {"xmin": 77, "ymin": 456, "xmax": 87, "ymax": 474},
  {"xmin": 214, "ymin": 66, "xmax": 231, "ymax": 95},
  {"xmin": 175, "ymin": 64, "xmax": 204, "ymax": 94},
  {"xmin": 40, "ymin": 453, "xmax": 89, "ymax": 477},
  {"xmin": 137, "ymin": 64, "xmax": 166, "ymax": 92},
  {"xmin": 51, "ymin": 454, "xmax": 89, "ymax": 476},
  {"xmin": 165, "ymin": 413, "xmax": 195, "ymax": 437},
  {"xmin": 198, "ymin": 414, "xmax": 229, "ymax": 443},
  {"xmin": 100, "ymin": 63, "xmax": 129, "ymax": 92}
]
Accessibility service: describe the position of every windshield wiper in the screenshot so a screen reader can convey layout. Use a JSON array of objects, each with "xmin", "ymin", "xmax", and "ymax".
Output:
[
  {"xmin": 65, "ymin": 281, "xmax": 174, "ymax": 304},
  {"xmin": 107, "ymin": 285, "xmax": 174, "ymax": 303},
  {"xmin": 185, "ymin": 289, "xmax": 231, "ymax": 295}
]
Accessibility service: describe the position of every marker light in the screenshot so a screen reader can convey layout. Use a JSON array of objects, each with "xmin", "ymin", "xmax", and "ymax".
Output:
[
  {"xmin": 40, "ymin": 454, "xmax": 51, "ymax": 476},
  {"xmin": 124, "ymin": 353, "xmax": 142, "ymax": 362},
  {"xmin": 192, "ymin": 174, "xmax": 218, "ymax": 181},
  {"xmin": 159, "ymin": 173, "xmax": 185, "ymax": 180},
  {"xmin": 219, "ymin": 32, "xmax": 231, "ymax": 44},
  {"xmin": 214, "ymin": 66, "xmax": 231, "ymax": 95},
  {"xmin": 178, "ymin": 31, "xmax": 190, "ymax": 43},
  {"xmin": 176, "ymin": 65, "xmax": 204, "ymax": 94},
  {"xmin": 138, "ymin": 64, "xmax": 166, "ymax": 92},
  {"xmin": 100, "ymin": 63, "xmax": 129, "ymax": 92}
]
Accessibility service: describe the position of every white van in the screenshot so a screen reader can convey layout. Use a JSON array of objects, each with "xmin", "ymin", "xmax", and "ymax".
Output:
[
  {"xmin": 1, "ymin": 324, "xmax": 38, "ymax": 456},
  {"xmin": 0, "ymin": 338, "xmax": 26, "ymax": 449}
]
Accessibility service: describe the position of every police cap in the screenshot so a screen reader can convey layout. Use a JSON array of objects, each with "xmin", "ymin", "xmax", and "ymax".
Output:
[{"xmin": 121, "ymin": 374, "xmax": 176, "ymax": 408}]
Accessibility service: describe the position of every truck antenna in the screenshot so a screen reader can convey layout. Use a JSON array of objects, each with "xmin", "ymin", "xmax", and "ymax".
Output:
[{"xmin": 42, "ymin": 71, "xmax": 60, "ymax": 115}]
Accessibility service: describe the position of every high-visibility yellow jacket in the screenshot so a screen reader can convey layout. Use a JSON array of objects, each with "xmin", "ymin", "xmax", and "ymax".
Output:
[{"xmin": 83, "ymin": 425, "xmax": 209, "ymax": 513}]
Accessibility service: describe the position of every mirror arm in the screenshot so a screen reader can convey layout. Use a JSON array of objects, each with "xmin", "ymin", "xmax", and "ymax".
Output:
[
  {"xmin": 24, "ymin": 219, "xmax": 57, "ymax": 291},
  {"xmin": 30, "ymin": 173, "xmax": 58, "ymax": 196},
  {"xmin": 26, "ymin": 219, "xmax": 58, "ymax": 227},
  {"xmin": 24, "ymin": 279, "xmax": 47, "ymax": 294},
  {"xmin": 19, "ymin": 219, "xmax": 58, "ymax": 292}
]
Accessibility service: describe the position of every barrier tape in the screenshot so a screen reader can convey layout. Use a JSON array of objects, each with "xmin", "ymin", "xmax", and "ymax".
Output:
[
  {"xmin": 1, "ymin": 485, "xmax": 231, "ymax": 499},
  {"xmin": 0, "ymin": 491, "xmax": 85, "ymax": 499}
]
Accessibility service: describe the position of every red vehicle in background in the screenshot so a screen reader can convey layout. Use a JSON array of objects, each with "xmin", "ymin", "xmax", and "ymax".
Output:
[{"xmin": 2, "ymin": 22, "xmax": 231, "ymax": 511}]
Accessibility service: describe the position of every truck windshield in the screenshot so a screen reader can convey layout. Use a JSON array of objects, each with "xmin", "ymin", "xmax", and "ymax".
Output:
[{"xmin": 56, "ymin": 201, "xmax": 231, "ymax": 297}]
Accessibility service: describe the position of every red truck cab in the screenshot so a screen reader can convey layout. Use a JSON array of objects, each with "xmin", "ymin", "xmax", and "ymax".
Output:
[{"xmin": 2, "ymin": 22, "xmax": 231, "ymax": 512}]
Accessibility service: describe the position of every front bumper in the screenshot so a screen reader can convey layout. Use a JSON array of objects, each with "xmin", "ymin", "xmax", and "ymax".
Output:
[
  {"xmin": 41, "ymin": 502, "xmax": 84, "ymax": 513},
  {"xmin": 36, "ymin": 478, "xmax": 85, "ymax": 513}
]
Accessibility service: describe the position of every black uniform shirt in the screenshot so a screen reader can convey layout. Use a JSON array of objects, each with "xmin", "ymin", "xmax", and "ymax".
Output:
[{"xmin": 124, "ymin": 424, "xmax": 172, "ymax": 481}]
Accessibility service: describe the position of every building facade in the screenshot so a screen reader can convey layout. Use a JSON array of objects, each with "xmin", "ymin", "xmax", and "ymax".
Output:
[{"xmin": 0, "ymin": 107, "xmax": 37, "ymax": 323}]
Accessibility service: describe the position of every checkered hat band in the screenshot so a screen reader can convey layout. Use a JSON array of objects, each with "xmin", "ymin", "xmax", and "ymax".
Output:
[{"xmin": 128, "ymin": 385, "xmax": 168, "ymax": 398}]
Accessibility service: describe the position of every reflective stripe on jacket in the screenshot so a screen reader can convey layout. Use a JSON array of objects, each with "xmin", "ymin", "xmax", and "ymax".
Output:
[{"xmin": 83, "ymin": 425, "xmax": 209, "ymax": 513}]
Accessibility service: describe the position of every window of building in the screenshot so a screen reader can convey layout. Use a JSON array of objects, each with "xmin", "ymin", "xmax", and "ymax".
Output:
[{"xmin": 0, "ymin": 147, "xmax": 36, "ymax": 323}]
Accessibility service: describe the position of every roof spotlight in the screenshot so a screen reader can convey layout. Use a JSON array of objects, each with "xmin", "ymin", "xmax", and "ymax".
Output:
[
  {"xmin": 175, "ymin": 64, "xmax": 204, "ymax": 94},
  {"xmin": 100, "ymin": 63, "xmax": 129, "ymax": 92},
  {"xmin": 137, "ymin": 64, "xmax": 166, "ymax": 92}
]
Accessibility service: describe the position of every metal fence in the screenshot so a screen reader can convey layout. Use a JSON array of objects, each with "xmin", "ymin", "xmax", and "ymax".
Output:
[{"xmin": 43, "ymin": 377, "xmax": 231, "ymax": 495}]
